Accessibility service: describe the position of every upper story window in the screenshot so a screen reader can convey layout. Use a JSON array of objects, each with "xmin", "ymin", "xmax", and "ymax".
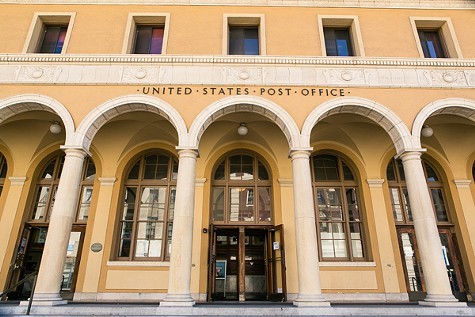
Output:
[
  {"xmin": 417, "ymin": 29, "xmax": 446, "ymax": 58},
  {"xmin": 211, "ymin": 152, "xmax": 272, "ymax": 224},
  {"xmin": 30, "ymin": 153, "xmax": 95, "ymax": 223},
  {"xmin": 410, "ymin": 17, "xmax": 463, "ymax": 59},
  {"xmin": 318, "ymin": 15, "xmax": 365, "ymax": 57},
  {"xmin": 224, "ymin": 15, "xmax": 266, "ymax": 55},
  {"xmin": 133, "ymin": 26, "xmax": 164, "ymax": 54},
  {"xmin": 22, "ymin": 13, "xmax": 75, "ymax": 54},
  {"xmin": 387, "ymin": 158, "xmax": 450, "ymax": 224},
  {"xmin": 122, "ymin": 14, "xmax": 170, "ymax": 54},
  {"xmin": 311, "ymin": 154, "xmax": 365, "ymax": 261},
  {"xmin": 229, "ymin": 26, "xmax": 259, "ymax": 55},
  {"xmin": 37, "ymin": 25, "xmax": 67, "ymax": 53},
  {"xmin": 116, "ymin": 151, "xmax": 177, "ymax": 261},
  {"xmin": 323, "ymin": 28, "xmax": 353, "ymax": 56}
]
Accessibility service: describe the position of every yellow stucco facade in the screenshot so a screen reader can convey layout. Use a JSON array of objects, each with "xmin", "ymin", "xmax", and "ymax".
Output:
[{"xmin": 0, "ymin": 0, "xmax": 474, "ymax": 306}]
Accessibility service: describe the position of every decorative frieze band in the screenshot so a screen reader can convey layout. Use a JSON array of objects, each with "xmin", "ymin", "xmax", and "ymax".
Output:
[
  {"xmin": 0, "ymin": 0, "xmax": 473, "ymax": 9},
  {"xmin": 0, "ymin": 61, "xmax": 474, "ymax": 88}
]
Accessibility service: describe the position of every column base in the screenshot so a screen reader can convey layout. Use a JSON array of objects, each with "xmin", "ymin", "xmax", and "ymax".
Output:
[
  {"xmin": 20, "ymin": 293, "xmax": 67, "ymax": 306},
  {"xmin": 293, "ymin": 294, "xmax": 331, "ymax": 307},
  {"xmin": 419, "ymin": 294, "xmax": 467, "ymax": 307},
  {"xmin": 160, "ymin": 294, "xmax": 195, "ymax": 307}
]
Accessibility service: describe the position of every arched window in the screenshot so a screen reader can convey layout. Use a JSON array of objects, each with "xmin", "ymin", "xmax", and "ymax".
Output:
[
  {"xmin": 30, "ymin": 153, "xmax": 96, "ymax": 223},
  {"xmin": 311, "ymin": 154, "xmax": 365, "ymax": 261},
  {"xmin": 387, "ymin": 158, "xmax": 449, "ymax": 223},
  {"xmin": 117, "ymin": 152, "xmax": 178, "ymax": 261},
  {"xmin": 387, "ymin": 158, "xmax": 465, "ymax": 296},
  {"xmin": 0, "ymin": 153, "xmax": 8, "ymax": 196},
  {"xmin": 211, "ymin": 152, "xmax": 272, "ymax": 224}
]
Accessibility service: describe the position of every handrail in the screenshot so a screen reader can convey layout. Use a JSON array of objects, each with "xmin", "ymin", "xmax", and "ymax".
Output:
[{"xmin": 0, "ymin": 270, "xmax": 38, "ymax": 300}]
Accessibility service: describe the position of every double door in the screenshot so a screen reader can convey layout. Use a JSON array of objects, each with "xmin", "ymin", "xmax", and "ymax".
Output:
[
  {"xmin": 5, "ymin": 225, "xmax": 85, "ymax": 300},
  {"xmin": 397, "ymin": 227, "xmax": 467, "ymax": 301},
  {"xmin": 208, "ymin": 225, "xmax": 286, "ymax": 302}
]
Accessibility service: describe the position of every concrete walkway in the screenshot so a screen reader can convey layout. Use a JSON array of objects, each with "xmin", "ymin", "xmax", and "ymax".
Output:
[{"xmin": 0, "ymin": 302, "xmax": 474, "ymax": 317}]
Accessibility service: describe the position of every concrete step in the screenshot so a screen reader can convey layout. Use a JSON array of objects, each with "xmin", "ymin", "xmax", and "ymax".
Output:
[{"xmin": 0, "ymin": 302, "xmax": 474, "ymax": 316}]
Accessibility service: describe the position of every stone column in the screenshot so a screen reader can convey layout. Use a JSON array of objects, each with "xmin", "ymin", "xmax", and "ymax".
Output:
[
  {"xmin": 161, "ymin": 148, "xmax": 198, "ymax": 307},
  {"xmin": 289, "ymin": 149, "xmax": 329, "ymax": 307},
  {"xmin": 32, "ymin": 147, "xmax": 87, "ymax": 306},
  {"xmin": 399, "ymin": 150, "xmax": 464, "ymax": 307}
]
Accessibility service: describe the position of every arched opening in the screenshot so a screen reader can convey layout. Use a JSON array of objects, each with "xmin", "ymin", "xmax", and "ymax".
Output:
[
  {"xmin": 7, "ymin": 153, "xmax": 95, "ymax": 301},
  {"xmin": 387, "ymin": 158, "xmax": 467, "ymax": 302},
  {"xmin": 208, "ymin": 150, "xmax": 285, "ymax": 303}
]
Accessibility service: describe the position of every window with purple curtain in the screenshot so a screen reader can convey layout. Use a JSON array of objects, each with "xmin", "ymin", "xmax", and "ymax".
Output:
[
  {"xmin": 37, "ymin": 25, "xmax": 68, "ymax": 53},
  {"xmin": 133, "ymin": 26, "xmax": 164, "ymax": 54}
]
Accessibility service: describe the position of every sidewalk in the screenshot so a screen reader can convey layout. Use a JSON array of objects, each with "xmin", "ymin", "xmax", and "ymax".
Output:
[{"xmin": 0, "ymin": 302, "xmax": 474, "ymax": 317}]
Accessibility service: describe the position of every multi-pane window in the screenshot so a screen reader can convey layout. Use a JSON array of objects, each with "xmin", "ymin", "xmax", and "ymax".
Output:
[
  {"xmin": 387, "ymin": 158, "xmax": 450, "ymax": 224},
  {"xmin": 323, "ymin": 27, "xmax": 353, "ymax": 57},
  {"xmin": 211, "ymin": 152, "xmax": 272, "ymax": 224},
  {"xmin": 133, "ymin": 26, "xmax": 164, "ymax": 54},
  {"xmin": 30, "ymin": 153, "xmax": 96, "ymax": 223},
  {"xmin": 37, "ymin": 25, "xmax": 68, "ymax": 53},
  {"xmin": 0, "ymin": 153, "xmax": 7, "ymax": 196},
  {"xmin": 117, "ymin": 152, "xmax": 178, "ymax": 261},
  {"xmin": 418, "ymin": 29, "xmax": 446, "ymax": 58},
  {"xmin": 228, "ymin": 26, "xmax": 259, "ymax": 55},
  {"xmin": 311, "ymin": 154, "xmax": 364, "ymax": 261},
  {"xmin": 76, "ymin": 158, "xmax": 96, "ymax": 222}
]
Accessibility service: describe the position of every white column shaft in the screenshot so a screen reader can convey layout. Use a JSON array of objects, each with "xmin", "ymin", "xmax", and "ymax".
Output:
[
  {"xmin": 400, "ymin": 151, "xmax": 458, "ymax": 304},
  {"xmin": 290, "ymin": 150, "xmax": 329, "ymax": 307},
  {"xmin": 161, "ymin": 148, "xmax": 198, "ymax": 306},
  {"xmin": 33, "ymin": 148, "xmax": 87, "ymax": 305}
]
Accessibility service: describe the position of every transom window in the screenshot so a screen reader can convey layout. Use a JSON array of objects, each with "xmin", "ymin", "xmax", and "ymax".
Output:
[
  {"xmin": 211, "ymin": 152, "xmax": 272, "ymax": 224},
  {"xmin": 30, "ymin": 153, "xmax": 95, "ymax": 223},
  {"xmin": 117, "ymin": 152, "xmax": 178, "ymax": 261},
  {"xmin": 387, "ymin": 158, "xmax": 450, "ymax": 224},
  {"xmin": 311, "ymin": 154, "xmax": 365, "ymax": 261}
]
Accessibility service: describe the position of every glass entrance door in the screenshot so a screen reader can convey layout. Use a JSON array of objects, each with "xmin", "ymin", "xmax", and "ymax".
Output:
[
  {"xmin": 208, "ymin": 226, "xmax": 286, "ymax": 302},
  {"xmin": 397, "ymin": 227, "xmax": 467, "ymax": 301},
  {"xmin": 6, "ymin": 226, "xmax": 85, "ymax": 301}
]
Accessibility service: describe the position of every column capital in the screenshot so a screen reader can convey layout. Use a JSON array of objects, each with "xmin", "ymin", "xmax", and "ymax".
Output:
[
  {"xmin": 175, "ymin": 146, "xmax": 199, "ymax": 159},
  {"xmin": 397, "ymin": 148, "xmax": 427, "ymax": 161},
  {"xmin": 289, "ymin": 147, "xmax": 313, "ymax": 159},
  {"xmin": 60, "ymin": 145, "xmax": 89, "ymax": 158},
  {"xmin": 8, "ymin": 176, "xmax": 27, "ymax": 186},
  {"xmin": 98, "ymin": 177, "xmax": 117, "ymax": 186},
  {"xmin": 366, "ymin": 179, "xmax": 385, "ymax": 188},
  {"xmin": 453, "ymin": 179, "xmax": 472, "ymax": 189}
]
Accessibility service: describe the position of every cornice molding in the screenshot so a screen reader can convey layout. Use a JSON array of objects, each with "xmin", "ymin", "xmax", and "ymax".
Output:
[{"xmin": 0, "ymin": 0, "xmax": 473, "ymax": 9}]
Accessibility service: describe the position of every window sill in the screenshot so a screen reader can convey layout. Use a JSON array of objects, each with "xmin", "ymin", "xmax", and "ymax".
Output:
[
  {"xmin": 107, "ymin": 261, "xmax": 170, "ymax": 267},
  {"xmin": 319, "ymin": 262, "xmax": 376, "ymax": 267}
]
